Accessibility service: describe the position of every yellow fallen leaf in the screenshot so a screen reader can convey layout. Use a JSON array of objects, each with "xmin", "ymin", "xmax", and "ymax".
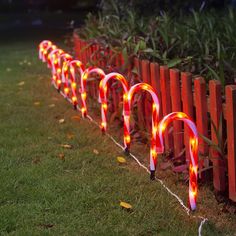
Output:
[
  {"xmin": 49, "ymin": 104, "xmax": 55, "ymax": 108},
  {"xmin": 6, "ymin": 68, "xmax": 12, "ymax": 72},
  {"xmin": 59, "ymin": 119, "xmax": 65, "ymax": 124},
  {"xmin": 71, "ymin": 115, "xmax": 80, "ymax": 121},
  {"xmin": 120, "ymin": 201, "xmax": 132, "ymax": 210},
  {"xmin": 60, "ymin": 144, "xmax": 73, "ymax": 149},
  {"xmin": 32, "ymin": 157, "xmax": 41, "ymax": 164},
  {"xmin": 34, "ymin": 102, "xmax": 40, "ymax": 106},
  {"xmin": 27, "ymin": 62, "xmax": 32, "ymax": 66},
  {"xmin": 67, "ymin": 133, "xmax": 75, "ymax": 139},
  {"xmin": 117, "ymin": 156, "xmax": 126, "ymax": 164},
  {"xmin": 93, "ymin": 149, "xmax": 99, "ymax": 155},
  {"xmin": 58, "ymin": 153, "xmax": 65, "ymax": 161},
  {"xmin": 18, "ymin": 81, "xmax": 25, "ymax": 86}
]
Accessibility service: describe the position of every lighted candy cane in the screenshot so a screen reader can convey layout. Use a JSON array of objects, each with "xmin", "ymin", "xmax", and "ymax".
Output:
[
  {"xmin": 81, "ymin": 67, "xmax": 105, "ymax": 118},
  {"xmin": 156, "ymin": 112, "xmax": 198, "ymax": 211},
  {"xmin": 39, "ymin": 40, "xmax": 52, "ymax": 61},
  {"xmin": 48, "ymin": 48, "xmax": 64, "ymax": 85},
  {"xmin": 99, "ymin": 73, "xmax": 129, "ymax": 144},
  {"xmin": 45, "ymin": 44, "xmax": 57, "ymax": 68},
  {"xmin": 56, "ymin": 53, "xmax": 73, "ymax": 91},
  {"xmin": 123, "ymin": 83, "xmax": 160, "ymax": 173},
  {"xmin": 67, "ymin": 60, "xmax": 85, "ymax": 109}
]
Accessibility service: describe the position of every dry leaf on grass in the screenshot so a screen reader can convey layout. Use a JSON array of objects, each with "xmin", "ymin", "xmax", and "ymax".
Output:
[
  {"xmin": 6, "ymin": 68, "xmax": 12, "ymax": 72},
  {"xmin": 17, "ymin": 81, "xmax": 25, "ymax": 86},
  {"xmin": 38, "ymin": 224, "xmax": 54, "ymax": 229},
  {"xmin": 117, "ymin": 156, "xmax": 126, "ymax": 164},
  {"xmin": 67, "ymin": 133, "xmax": 75, "ymax": 139},
  {"xmin": 58, "ymin": 153, "xmax": 65, "ymax": 161},
  {"xmin": 71, "ymin": 115, "xmax": 80, "ymax": 121},
  {"xmin": 59, "ymin": 119, "xmax": 65, "ymax": 124},
  {"xmin": 32, "ymin": 157, "xmax": 41, "ymax": 164},
  {"xmin": 49, "ymin": 104, "xmax": 55, "ymax": 108},
  {"xmin": 93, "ymin": 149, "xmax": 99, "ymax": 155},
  {"xmin": 120, "ymin": 201, "xmax": 132, "ymax": 210},
  {"xmin": 34, "ymin": 101, "xmax": 40, "ymax": 106},
  {"xmin": 60, "ymin": 144, "xmax": 73, "ymax": 149}
]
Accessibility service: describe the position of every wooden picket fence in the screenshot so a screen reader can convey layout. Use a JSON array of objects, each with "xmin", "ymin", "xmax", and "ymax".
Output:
[{"xmin": 73, "ymin": 33, "xmax": 236, "ymax": 203}]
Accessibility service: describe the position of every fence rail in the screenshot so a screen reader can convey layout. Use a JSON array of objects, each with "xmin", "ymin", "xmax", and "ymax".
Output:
[{"xmin": 73, "ymin": 33, "xmax": 236, "ymax": 202}]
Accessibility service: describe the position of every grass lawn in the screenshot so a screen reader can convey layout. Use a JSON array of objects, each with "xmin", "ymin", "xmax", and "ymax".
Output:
[{"xmin": 0, "ymin": 32, "xmax": 234, "ymax": 236}]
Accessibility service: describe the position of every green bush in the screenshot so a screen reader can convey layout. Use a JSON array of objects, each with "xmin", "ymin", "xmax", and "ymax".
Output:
[{"xmin": 76, "ymin": 3, "xmax": 236, "ymax": 86}]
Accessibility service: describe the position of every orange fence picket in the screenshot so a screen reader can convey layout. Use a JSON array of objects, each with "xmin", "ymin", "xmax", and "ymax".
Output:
[
  {"xmin": 170, "ymin": 69, "xmax": 183, "ymax": 157},
  {"xmin": 226, "ymin": 85, "xmax": 236, "ymax": 201},
  {"xmin": 181, "ymin": 72, "xmax": 194, "ymax": 162},
  {"xmin": 209, "ymin": 80, "xmax": 226, "ymax": 192},
  {"xmin": 160, "ymin": 66, "xmax": 173, "ymax": 151}
]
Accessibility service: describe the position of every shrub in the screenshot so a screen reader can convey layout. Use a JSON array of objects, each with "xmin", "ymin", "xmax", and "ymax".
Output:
[{"xmin": 75, "ymin": 2, "xmax": 236, "ymax": 86}]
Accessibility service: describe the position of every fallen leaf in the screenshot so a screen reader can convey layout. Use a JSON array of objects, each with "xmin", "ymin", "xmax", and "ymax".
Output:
[
  {"xmin": 18, "ymin": 81, "xmax": 25, "ymax": 86},
  {"xmin": 71, "ymin": 115, "xmax": 80, "ymax": 121},
  {"xmin": 60, "ymin": 144, "xmax": 73, "ymax": 149},
  {"xmin": 58, "ymin": 153, "xmax": 65, "ymax": 161},
  {"xmin": 67, "ymin": 133, "xmax": 75, "ymax": 139},
  {"xmin": 34, "ymin": 101, "xmax": 40, "ymax": 106},
  {"xmin": 19, "ymin": 62, "xmax": 23, "ymax": 66},
  {"xmin": 120, "ymin": 201, "xmax": 132, "ymax": 210},
  {"xmin": 27, "ymin": 62, "xmax": 32, "ymax": 66},
  {"xmin": 32, "ymin": 157, "xmax": 41, "ymax": 164},
  {"xmin": 117, "ymin": 156, "xmax": 126, "ymax": 164},
  {"xmin": 38, "ymin": 224, "xmax": 54, "ymax": 229},
  {"xmin": 49, "ymin": 104, "xmax": 55, "ymax": 108},
  {"xmin": 6, "ymin": 68, "xmax": 12, "ymax": 72},
  {"xmin": 93, "ymin": 149, "xmax": 99, "ymax": 155},
  {"xmin": 59, "ymin": 119, "xmax": 65, "ymax": 124},
  {"xmin": 48, "ymin": 137, "xmax": 52, "ymax": 140}
]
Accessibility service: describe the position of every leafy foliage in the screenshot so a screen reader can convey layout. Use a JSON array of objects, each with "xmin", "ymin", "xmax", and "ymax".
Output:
[{"xmin": 75, "ymin": 4, "xmax": 236, "ymax": 85}]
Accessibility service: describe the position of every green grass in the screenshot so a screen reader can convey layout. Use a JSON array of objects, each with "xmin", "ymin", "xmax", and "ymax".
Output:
[{"xmin": 0, "ymin": 35, "xmax": 231, "ymax": 236}]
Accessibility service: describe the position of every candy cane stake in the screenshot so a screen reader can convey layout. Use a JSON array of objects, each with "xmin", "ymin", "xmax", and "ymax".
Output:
[
  {"xmin": 99, "ymin": 73, "xmax": 129, "ymax": 151},
  {"xmin": 57, "ymin": 53, "xmax": 73, "ymax": 91},
  {"xmin": 81, "ymin": 67, "xmax": 105, "ymax": 118},
  {"xmin": 48, "ymin": 48, "xmax": 64, "ymax": 85},
  {"xmin": 39, "ymin": 40, "xmax": 52, "ymax": 61},
  {"xmin": 156, "ymin": 112, "xmax": 198, "ymax": 211},
  {"xmin": 123, "ymin": 83, "xmax": 160, "ymax": 175},
  {"xmin": 45, "ymin": 44, "xmax": 57, "ymax": 68},
  {"xmin": 67, "ymin": 60, "xmax": 85, "ymax": 109}
]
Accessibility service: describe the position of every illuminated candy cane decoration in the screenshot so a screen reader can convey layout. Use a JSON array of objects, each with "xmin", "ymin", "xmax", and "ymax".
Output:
[
  {"xmin": 67, "ymin": 60, "xmax": 85, "ymax": 109},
  {"xmin": 39, "ymin": 40, "xmax": 52, "ymax": 61},
  {"xmin": 99, "ymin": 73, "xmax": 129, "ymax": 142},
  {"xmin": 123, "ymin": 83, "xmax": 160, "ymax": 174},
  {"xmin": 45, "ymin": 44, "xmax": 57, "ymax": 68},
  {"xmin": 156, "ymin": 112, "xmax": 198, "ymax": 211},
  {"xmin": 48, "ymin": 48, "xmax": 64, "ymax": 85},
  {"xmin": 61, "ymin": 60, "xmax": 71, "ymax": 97},
  {"xmin": 81, "ymin": 67, "xmax": 105, "ymax": 118},
  {"xmin": 56, "ymin": 53, "xmax": 73, "ymax": 91}
]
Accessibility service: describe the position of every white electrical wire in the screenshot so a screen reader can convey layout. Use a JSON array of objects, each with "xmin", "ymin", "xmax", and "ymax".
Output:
[{"xmin": 53, "ymin": 82, "xmax": 208, "ymax": 236}]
